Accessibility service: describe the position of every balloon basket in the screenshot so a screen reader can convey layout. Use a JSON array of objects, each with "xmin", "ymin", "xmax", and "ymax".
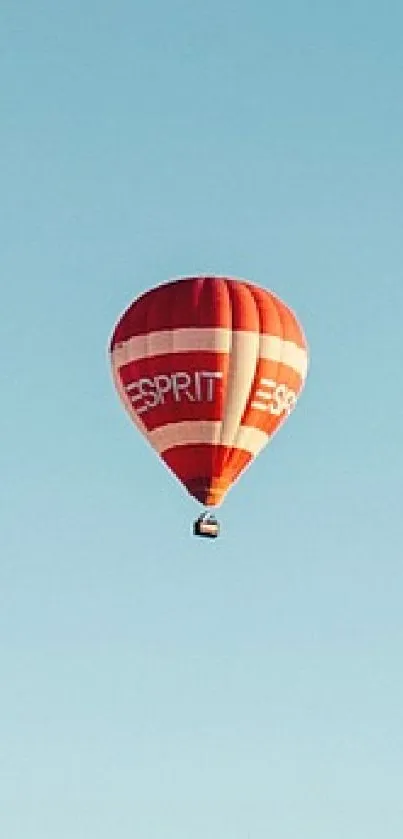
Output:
[{"xmin": 193, "ymin": 512, "xmax": 220, "ymax": 539}]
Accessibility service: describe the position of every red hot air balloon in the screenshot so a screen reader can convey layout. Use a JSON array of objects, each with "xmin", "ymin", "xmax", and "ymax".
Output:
[{"xmin": 109, "ymin": 276, "xmax": 308, "ymax": 537}]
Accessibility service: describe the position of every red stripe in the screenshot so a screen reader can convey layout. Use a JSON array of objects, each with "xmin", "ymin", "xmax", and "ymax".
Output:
[
  {"xmin": 162, "ymin": 443, "xmax": 253, "ymax": 505},
  {"xmin": 118, "ymin": 351, "xmax": 229, "ymax": 431},
  {"xmin": 116, "ymin": 346, "xmax": 305, "ymax": 436},
  {"xmin": 111, "ymin": 276, "xmax": 306, "ymax": 348},
  {"xmin": 241, "ymin": 357, "xmax": 304, "ymax": 436},
  {"xmin": 111, "ymin": 277, "xmax": 232, "ymax": 344},
  {"xmin": 118, "ymin": 351, "xmax": 228, "ymax": 382}
]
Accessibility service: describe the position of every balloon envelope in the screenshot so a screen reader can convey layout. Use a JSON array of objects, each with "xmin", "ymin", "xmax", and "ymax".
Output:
[{"xmin": 109, "ymin": 275, "xmax": 308, "ymax": 506}]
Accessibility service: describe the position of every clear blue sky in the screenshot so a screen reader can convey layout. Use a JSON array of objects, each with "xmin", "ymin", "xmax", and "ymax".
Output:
[{"xmin": 2, "ymin": 1, "xmax": 403, "ymax": 837}]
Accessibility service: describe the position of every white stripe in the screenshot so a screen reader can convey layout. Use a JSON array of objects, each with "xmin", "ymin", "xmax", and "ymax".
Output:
[
  {"xmin": 259, "ymin": 335, "xmax": 308, "ymax": 379},
  {"xmin": 148, "ymin": 420, "xmax": 269, "ymax": 456},
  {"xmin": 111, "ymin": 328, "xmax": 231, "ymax": 365},
  {"xmin": 111, "ymin": 328, "xmax": 308, "ymax": 379},
  {"xmin": 229, "ymin": 424, "xmax": 269, "ymax": 456},
  {"xmin": 218, "ymin": 330, "xmax": 260, "ymax": 449}
]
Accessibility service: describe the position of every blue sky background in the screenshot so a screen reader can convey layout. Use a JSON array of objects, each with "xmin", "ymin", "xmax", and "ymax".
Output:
[{"xmin": 1, "ymin": 1, "xmax": 403, "ymax": 837}]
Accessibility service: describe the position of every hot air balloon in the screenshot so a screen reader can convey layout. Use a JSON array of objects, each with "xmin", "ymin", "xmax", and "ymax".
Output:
[{"xmin": 109, "ymin": 275, "xmax": 308, "ymax": 538}]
